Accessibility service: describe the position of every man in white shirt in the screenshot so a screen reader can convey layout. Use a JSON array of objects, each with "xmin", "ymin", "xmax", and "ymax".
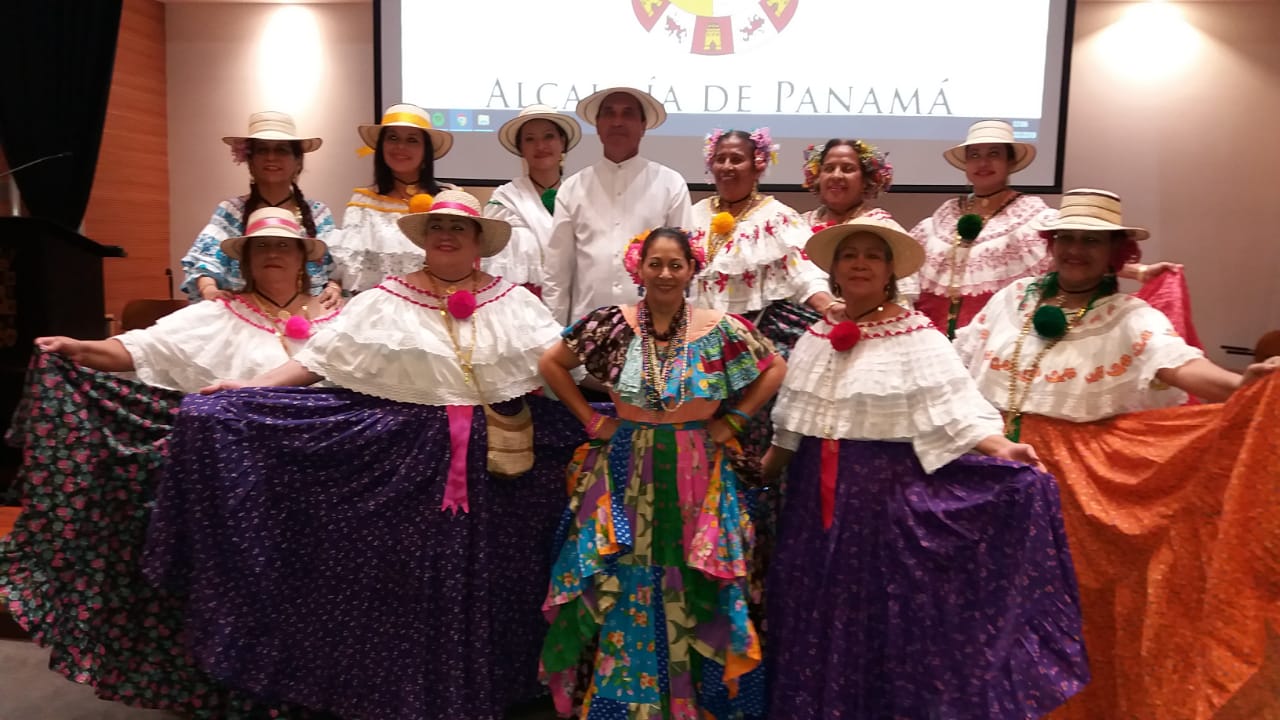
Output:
[{"xmin": 542, "ymin": 87, "xmax": 693, "ymax": 326}]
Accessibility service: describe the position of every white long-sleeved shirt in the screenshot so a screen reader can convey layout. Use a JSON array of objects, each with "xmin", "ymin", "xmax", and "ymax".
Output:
[{"xmin": 542, "ymin": 155, "xmax": 692, "ymax": 325}]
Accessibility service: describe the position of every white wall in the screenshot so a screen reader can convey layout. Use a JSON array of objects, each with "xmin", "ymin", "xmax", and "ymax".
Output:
[
  {"xmin": 165, "ymin": 2, "xmax": 373, "ymax": 278},
  {"xmin": 165, "ymin": 1, "xmax": 1279, "ymax": 366}
]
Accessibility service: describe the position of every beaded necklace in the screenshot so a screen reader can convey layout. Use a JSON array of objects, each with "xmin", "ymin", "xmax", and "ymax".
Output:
[
  {"xmin": 1003, "ymin": 276, "xmax": 1107, "ymax": 440},
  {"xmin": 637, "ymin": 299, "xmax": 692, "ymax": 411}
]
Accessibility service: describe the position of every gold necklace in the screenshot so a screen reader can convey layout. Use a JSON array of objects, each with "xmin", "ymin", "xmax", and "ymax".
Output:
[
  {"xmin": 429, "ymin": 273, "xmax": 480, "ymax": 390},
  {"xmin": 708, "ymin": 193, "xmax": 763, "ymax": 265},
  {"xmin": 1003, "ymin": 296, "xmax": 1090, "ymax": 438},
  {"xmin": 249, "ymin": 293, "xmax": 310, "ymax": 355}
]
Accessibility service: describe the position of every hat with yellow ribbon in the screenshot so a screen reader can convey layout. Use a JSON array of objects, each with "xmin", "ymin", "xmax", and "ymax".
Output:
[{"xmin": 357, "ymin": 103, "xmax": 453, "ymax": 159}]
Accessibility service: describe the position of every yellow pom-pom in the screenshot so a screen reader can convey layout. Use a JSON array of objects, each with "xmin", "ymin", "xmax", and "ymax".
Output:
[
  {"xmin": 710, "ymin": 211, "xmax": 736, "ymax": 235},
  {"xmin": 408, "ymin": 193, "xmax": 435, "ymax": 213}
]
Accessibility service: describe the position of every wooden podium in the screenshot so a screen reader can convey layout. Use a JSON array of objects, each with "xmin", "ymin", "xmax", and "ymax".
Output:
[{"xmin": 0, "ymin": 217, "xmax": 124, "ymax": 498}]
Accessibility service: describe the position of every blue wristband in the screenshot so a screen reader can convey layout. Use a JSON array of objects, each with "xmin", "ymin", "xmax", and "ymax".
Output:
[{"xmin": 727, "ymin": 408, "xmax": 752, "ymax": 423}]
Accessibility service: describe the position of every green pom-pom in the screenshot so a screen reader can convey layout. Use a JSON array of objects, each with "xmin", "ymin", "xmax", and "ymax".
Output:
[
  {"xmin": 1032, "ymin": 305, "xmax": 1069, "ymax": 339},
  {"xmin": 540, "ymin": 188, "xmax": 557, "ymax": 214},
  {"xmin": 957, "ymin": 213, "xmax": 984, "ymax": 241}
]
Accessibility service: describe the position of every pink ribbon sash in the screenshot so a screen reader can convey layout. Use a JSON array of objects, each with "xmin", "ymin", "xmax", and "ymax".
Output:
[{"xmin": 443, "ymin": 405, "xmax": 473, "ymax": 514}]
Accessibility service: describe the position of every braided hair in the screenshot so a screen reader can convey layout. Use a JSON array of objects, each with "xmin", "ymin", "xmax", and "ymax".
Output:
[{"xmin": 241, "ymin": 139, "xmax": 317, "ymax": 237}]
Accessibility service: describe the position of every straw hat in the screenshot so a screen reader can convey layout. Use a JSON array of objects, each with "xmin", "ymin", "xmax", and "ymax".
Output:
[
  {"xmin": 575, "ymin": 87, "xmax": 666, "ymax": 130},
  {"xmin": 498, "ymin": 104, "xmax": 582, "ymax": 156},
  {"xmin": 1032, "ymin": 188, "xmax": 1150, "ymax": 241},
  {"xmin": 358, "ymin": 103, "xmax": 454, "ymax": 159},
  {"xmin": 397, "ymin": 190, "xmax": 512, "ymax": 257},
  {"xmin": 222, "ymin": 111, "xmax": 321, "ymax": 153},
  {"xmin": 805, "ymin": 216, "xmax": 925, "ymax": 279},
  {"xmin": 222, "ymin": 207, "xmax": 327, "ymax": 262},
  {"xmin": 944, "ymin": 120, "xmax": 1036, "ymax": 174}
]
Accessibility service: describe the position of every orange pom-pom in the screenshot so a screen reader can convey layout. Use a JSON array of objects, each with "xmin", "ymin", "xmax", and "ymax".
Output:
[
  {"xmin": 710, "ymin": 211, "xmax": 736, "ymax": 235},
  {"xmin": 408, "ymin": 193, "xmax": 435, "ymax": 213}
]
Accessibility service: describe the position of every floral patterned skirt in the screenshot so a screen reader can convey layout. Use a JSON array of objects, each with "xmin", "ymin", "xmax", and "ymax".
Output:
[
  {"xmin": 540, "ymin": 420, "xmax": 765, "ymax": 719},
  {"xmin": 0, "ymin": 352, "xmax": 319, "ymax": 718}
]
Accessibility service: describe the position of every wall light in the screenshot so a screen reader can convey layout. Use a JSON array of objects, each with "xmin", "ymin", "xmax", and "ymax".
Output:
[
  {"xmin": 1096, "ymin": 1, "xmax": 1202, "ymax": 81},
  {"xmin": 256, "ymin": 5, "xmax": 324, "ymax": 116}
]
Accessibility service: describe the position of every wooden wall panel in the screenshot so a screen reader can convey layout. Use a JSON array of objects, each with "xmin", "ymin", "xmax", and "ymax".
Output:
[{"xmin": 85, "ymin": 0, "xmax": 170, "ymax": 328}]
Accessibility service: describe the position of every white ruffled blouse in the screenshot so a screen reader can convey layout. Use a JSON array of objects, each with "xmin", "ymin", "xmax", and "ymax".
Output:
[
  {"xmin": 772, "ymin": 310, "xmax": 1004, "ymax": 473},
  {"xmin": 327, "ymin": 188, "xmax": 422, "ymax": 292},
  {"xmin": 691, "ymin": 196, "xmax": 827, "ymax": 313},
  {"xmin": 482, "ymin": 176, "xmax": 552, "ymax": 287},
  {"xmin": 909, "ymin": 195, "xmax": 1056, "ymax": 297},
  {"xmin": 117, "ymin": 297, "xmax": 340, "ymax": 394},
  {"xmin": 293, "ymin": 276, "xmax": 562, "ymax": 406},
  {"xmin": 955, "ymin": 279, "xmax": 1206, "ymax": 423}
]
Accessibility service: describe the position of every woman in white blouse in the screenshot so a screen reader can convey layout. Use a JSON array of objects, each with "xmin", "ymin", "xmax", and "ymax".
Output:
[
  {"xmin": 482, "ymin": 104, "xmax": 581, "ymax": 297},
  {"xmin": 954, "ymin": 188, "xmax": 1278, "ymax": 720},
  {"xmin": 326, "ymin": 103, "xmax": 456, "ymax": 292},
  {"xmin": 761, "ymin": 216, "xmax": 1088, "ymax": 719},
  {"xmin": 37, "ymin": 207, "xmax": 338, "ymax": 392}
]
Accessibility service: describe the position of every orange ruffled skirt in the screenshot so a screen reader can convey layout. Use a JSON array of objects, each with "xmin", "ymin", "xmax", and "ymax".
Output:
[{"xmin": 1025, "ymin": 375, "xmax": 1280, "ymax": 720}]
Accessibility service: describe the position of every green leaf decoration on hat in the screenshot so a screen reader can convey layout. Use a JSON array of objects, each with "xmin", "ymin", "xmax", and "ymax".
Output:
[
  {"xmin": 541, "ymin": 188, "xmax": 557, "ymax": 215},
  {"xmin": 957, "ymin": 213, "xmax": 984, "ymax": 243}
]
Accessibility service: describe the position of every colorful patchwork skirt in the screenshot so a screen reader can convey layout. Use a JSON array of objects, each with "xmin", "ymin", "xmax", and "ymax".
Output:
[{"xmin": 540, "ymin": 420, "xmax": 765, "ymax": 719}]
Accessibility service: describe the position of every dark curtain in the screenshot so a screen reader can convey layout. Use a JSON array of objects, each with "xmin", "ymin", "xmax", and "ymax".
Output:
[{"xmin": 0, "ymin": 1, "xmax": 122, "ymax": 231}]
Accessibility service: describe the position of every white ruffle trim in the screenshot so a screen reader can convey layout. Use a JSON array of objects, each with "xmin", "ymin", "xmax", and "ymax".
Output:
[
  {"xmin": 772, "ymin": 311, "xmax": 1004, "ymax": 473},
  {"xmin": 910, "ymin": 196, "xmax": 1055, "ymax": 296},
  {"xmin": 958, "ymin": 280, "xmax": 1206, "ymax": 423},
  {"xmin": 692, "ymin": 197, "xmax": 827, "ymax": 312},
  {"xmin": 328, "ymin": 192, "xmax": 423, "ymax": 292},
  {"xmin": 119, "ymin": 298, "xmax": 338, "ymax": 393},
  {"xmin": 294, "ymin": 279, "xmax": 559, "ymax": 405}
]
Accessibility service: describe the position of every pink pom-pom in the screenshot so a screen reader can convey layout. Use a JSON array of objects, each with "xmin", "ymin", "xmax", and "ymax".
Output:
[
  {"xmin": 446, "ymin": 290, "xmax": 477, "ymax": 320},
  {"xmin": 283, "ymin": 315, "xmax": 312, "ymax": 340},
  {"xmin": 829, "ymin": 321, "xmax": 861, "ymax": 352}
]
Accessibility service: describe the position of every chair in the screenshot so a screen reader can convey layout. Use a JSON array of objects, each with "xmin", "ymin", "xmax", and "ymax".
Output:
[{"xmin": 120, "ymin": 299, "xmax": 187, "ymax": 332}]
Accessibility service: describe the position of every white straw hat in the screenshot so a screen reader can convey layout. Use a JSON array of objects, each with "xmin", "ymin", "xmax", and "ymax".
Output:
[
  {"xmin": 1032, "ymin": 188, "xmax": 1150, "ymax": 241},
  {"xmin": 358, "ymin": 104, "xmax": 454, "ymax": 159},
  {"xmin": 222, "ymin": 207, "xmax": 327, "ymax": 262},
  {"xmin": 805, "ymin": 216, "xmax": 925, "ymax": 279},
  {"xmin": 944, "ymin": 120, "xmax": 1036, "ymax": 174},
  {"xmin": 575, "ymin": 87, "xmax": 666, "ymax": 130},
  {"xmin": 397, "ymin": 190, "xmax": 512, "ymax": 257},
  {"xmin": 222, "ymin": 111, "xmax": 321, "ymax": 153},
  {"xmin": 498, "ymin": 104, "xmax": 582, "ymax": 156}
]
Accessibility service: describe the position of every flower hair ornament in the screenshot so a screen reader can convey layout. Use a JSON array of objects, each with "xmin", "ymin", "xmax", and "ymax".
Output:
[
  {"xmin": 703, "ymin": 127, "xmax": 779, "ymax": 174},
  {"xmin": 622, "ymin": 228, "xmax": 709, "ymax": 287},
  {"xmin": 801, "ymin": 140, "xmax": 894, "ymax": 198},
  {"xmin": 229, "ymin": 139, "xmax": 251, "ymax": 165}
]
